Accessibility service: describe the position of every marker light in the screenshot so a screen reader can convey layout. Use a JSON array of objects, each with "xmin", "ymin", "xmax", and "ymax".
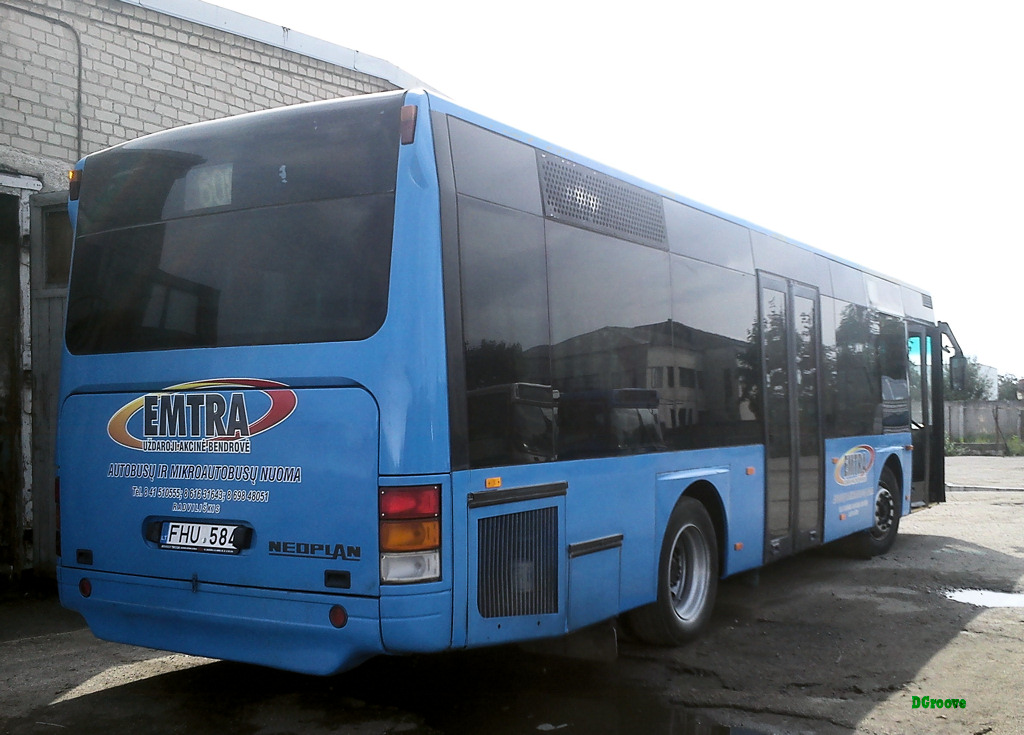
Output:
[
  {"xmin": 400, "ymin": 105, "xmax": 417, "ymax": 145},
  {"xmin": 379, "ymin": 485, "xmax": 441, "ymax": 584},
  {"xmin": 68, "ymin": 169, "xmax": 81, "ymax": 201}
]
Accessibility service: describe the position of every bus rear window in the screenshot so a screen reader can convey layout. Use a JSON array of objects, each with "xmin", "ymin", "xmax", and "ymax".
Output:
[{"xmin": 66, "ymin": 93, "xmax": 402, "ymax": 354}]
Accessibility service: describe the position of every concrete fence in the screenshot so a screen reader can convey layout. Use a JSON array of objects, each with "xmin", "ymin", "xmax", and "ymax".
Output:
[{"xmin": 945, "ymin": 400, "xmax": 1024, "ymax": 452}]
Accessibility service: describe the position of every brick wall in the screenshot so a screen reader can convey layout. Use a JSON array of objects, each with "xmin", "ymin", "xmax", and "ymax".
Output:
[
  {"xmin": 0, "ymin": 0, "xmax": 402, "ymax": 187},
  {"xmin": 0, "ymin": 0, "xmax": 410, "ymax": 578}
]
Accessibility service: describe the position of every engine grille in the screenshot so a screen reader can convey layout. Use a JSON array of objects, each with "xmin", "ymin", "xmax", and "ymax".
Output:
[{"xmin": 477, "ymin": 506, "xmax": 559, "ymax": 618}]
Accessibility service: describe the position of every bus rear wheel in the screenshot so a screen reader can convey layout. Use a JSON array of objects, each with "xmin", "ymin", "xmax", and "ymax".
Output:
[
  {"xmin": 845, "ymin": 465, "xmax": 901, "ymax": 559},
  {"xmin": 625, "ymin": 497, "xmax": 718, "ymax": 646}
]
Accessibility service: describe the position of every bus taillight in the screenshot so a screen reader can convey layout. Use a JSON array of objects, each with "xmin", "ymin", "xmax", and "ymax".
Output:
[
  {"xmin": 379, "ymin": 485, "xmax": 440, "ymax": 584},
  {"xmin": 379, "ymin": 485, "xmax": 440, "ymax": 518}
]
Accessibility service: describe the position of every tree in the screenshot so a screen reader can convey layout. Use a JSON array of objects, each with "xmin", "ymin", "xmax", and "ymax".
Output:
[
  {"xmin": 998, "ymin": 374, "xmax": 1022, "ymax": 401},
  {"xmin": 945, "ymin": 356, "xmax": 993, "ymax": 401}
]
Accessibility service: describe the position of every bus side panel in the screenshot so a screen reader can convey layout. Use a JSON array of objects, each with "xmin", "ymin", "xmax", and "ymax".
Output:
[
  {"xmin": 823, "ymin": 435, "xmax": 912, "ymax": 543},
  {"xmin": 455, "ymin": 445, "xmax": 765, "ymax": 648},
  {"xmin": 567, "ymin": 543, "xmax": 621, "ymax": 631},
  {"xmin": 722, "ymin": 445, "xmax": 766, "ymax": 576},
  {"xmin": 379, "ymin": 590, "xmax": 453, "ymax": 654},
  {"xmin": 377, "ymin": 90, "xmax": 450, "ymax": 477},
  {"xmin": 653, "ymin": 444, "xmax": 765, "ymax": 580}
]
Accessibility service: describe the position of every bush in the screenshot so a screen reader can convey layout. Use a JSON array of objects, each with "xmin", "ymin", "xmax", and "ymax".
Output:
[{"xmin": 1007, "ymin": 436, "xmax": 1024, "ymax": 457}]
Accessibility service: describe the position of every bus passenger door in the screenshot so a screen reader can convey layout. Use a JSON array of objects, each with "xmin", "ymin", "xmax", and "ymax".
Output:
[
  {"xmin": 759, "ymin": 274, "xmax": 823, "ymax": 560},
  {"xmin": 907, "ymin": 325, "xmax": 931, "ymax": 507}
]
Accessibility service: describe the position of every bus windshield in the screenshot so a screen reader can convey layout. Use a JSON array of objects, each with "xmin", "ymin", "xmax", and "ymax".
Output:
[{"xmin": 66, "ymin": 92, "xmax": 403, "ymax": 354}]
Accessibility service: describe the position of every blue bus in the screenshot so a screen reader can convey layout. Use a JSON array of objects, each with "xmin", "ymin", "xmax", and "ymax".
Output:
[{"xmin": 57, "ymin": 89, "xmax": 963, "ymax": 675}]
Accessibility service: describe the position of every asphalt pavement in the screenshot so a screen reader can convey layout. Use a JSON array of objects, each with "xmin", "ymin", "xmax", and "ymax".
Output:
[
  {"xmin": 944, "ymin": 455, "xmax": 1024, "ymax": 490},
  {"xmin": 2, "ymin": 456, "xmax": 1022, "ymax": 735}
]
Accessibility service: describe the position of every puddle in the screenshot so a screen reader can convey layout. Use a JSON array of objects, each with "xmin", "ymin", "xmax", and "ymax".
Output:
[{"xmin": 944, "ymin": 589, "xmax": 1024, "ymax": 607}]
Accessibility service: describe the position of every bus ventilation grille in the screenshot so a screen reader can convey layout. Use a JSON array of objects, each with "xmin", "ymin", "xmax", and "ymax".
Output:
[
  {"xmin": 477, "ymin": 506, "xmax": 559, "ymax": 618},
  {"xmin": 539, "ymin": 154, "xmax": 667, "ymax": 247}
]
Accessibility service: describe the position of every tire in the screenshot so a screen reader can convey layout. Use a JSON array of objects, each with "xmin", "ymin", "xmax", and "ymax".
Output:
[
  {"xmin": 625, "ymin": 497, "xmax": 718, "ymax": 646},
  {"xmin": 845, "ymin": 465, "xmax": 901, "ymax": 559}
]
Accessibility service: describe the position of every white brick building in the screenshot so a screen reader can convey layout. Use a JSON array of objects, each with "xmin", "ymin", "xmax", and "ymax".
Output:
[{"xmin": 0, "ymin": 0, "xmax": 424, "ymax": 580}]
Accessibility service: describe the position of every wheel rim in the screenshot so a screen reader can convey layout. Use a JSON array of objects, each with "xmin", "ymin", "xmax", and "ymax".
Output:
[
  {"xmin": 871, "ymin": 485, "xmax": 896, "ymax": 539},
  {"xmin": 668, "ymin": 522, "xmax": 711, "ymax": 623}
]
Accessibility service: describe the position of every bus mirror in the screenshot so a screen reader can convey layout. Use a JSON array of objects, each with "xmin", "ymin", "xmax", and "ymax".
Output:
[{"xmin": 949, "ymin": 355, "xmax": 967, "ymax": 392}]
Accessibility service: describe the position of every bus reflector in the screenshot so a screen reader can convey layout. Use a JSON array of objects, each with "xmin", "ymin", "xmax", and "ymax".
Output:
[
  {"xmin": 380, "ymin": 485, "xmax": 440, "ymax": 583},
  {"xmin": 79, "ymin": 578, "xmax": 92, "ymax": 598},
  {"xmin": 329, "ymin": 605, "xmax": 348, "ymax": 628},
  {"xmin": 400, "ymin": 105, "xmax": 417, "ymax": 144}
]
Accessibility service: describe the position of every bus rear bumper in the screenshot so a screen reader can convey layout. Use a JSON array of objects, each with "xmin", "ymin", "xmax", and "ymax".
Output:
[
  {"xmin": 380, "ymin": 589, "xmax": 453, "ymax": 653},
  {"xmin": 59, "ymin": 568, "xmax": 385, "ymax": 676}
]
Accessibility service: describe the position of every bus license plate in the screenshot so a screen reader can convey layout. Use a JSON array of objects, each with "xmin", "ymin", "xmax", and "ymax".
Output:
[{"xmin": 160, "ymin": 521, "xmax": 244, "ymax": 554}]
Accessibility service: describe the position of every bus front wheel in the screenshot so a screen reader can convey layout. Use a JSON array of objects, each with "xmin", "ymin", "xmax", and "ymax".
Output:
[
  {"xmin": 625, "ymin": 497, "xmax": 718, "ymax": 646},
  {"xmin": 845, "ymin": 465, "xmax": 901, "ymax": 559}
]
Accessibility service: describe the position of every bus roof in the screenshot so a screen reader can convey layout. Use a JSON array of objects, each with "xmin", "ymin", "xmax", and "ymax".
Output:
[{"xmin": 419, "ymin": 89, "xmax": 934, "ymax": 317}]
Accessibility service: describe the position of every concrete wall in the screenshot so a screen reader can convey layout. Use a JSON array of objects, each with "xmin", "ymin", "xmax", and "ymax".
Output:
[
  {"xmin": 0, "ymin": 0, "xmax": 419, "ymax": 578},
  {"xmin": 946, "ymin": 400, "xmax": 1024, "ymax": 445}
]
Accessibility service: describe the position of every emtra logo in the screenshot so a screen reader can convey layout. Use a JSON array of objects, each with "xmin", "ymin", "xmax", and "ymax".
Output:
[
  {"xmin": 108, "ymin": 378, "xmax": 297, "ymax": 452},
  {"xmin": 834, "ymin": 444, "xmax": 876, "ymax": 487}
]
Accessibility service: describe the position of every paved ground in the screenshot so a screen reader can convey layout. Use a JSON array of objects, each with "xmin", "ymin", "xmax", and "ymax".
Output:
[
  {"xmin": 945, "ymin": 455, "xmax": 1024, "ymax": 490},
  {"xmin": 1, "ymin": 457, "xmax": 1021, "ymax": 734}
]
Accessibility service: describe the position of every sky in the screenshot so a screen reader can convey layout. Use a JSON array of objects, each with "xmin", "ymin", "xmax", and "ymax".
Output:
[{"xmin": 212, "ymin": 0, "xmax": 1023, "ymax": 377}]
